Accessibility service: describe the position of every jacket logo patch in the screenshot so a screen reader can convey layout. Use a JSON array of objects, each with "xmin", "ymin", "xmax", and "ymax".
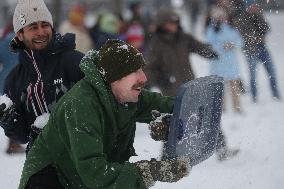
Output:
[{"xmin": 54, "ymin": 78, "xmax": 63, "ymax": 85}]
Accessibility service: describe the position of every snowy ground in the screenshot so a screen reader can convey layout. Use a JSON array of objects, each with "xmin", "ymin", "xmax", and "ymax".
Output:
[{"xmin": 1, "ymin": 12, "xmax": 284, "ymax": 189}]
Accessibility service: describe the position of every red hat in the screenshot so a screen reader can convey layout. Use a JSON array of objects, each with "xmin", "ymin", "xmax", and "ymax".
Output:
[{"xmin": 126, "ymin": 23, "xmax": 144, "ymax": 42}]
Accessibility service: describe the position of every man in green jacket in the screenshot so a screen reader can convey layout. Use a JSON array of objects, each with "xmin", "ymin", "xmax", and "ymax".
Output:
[{"xmin": 19, "ymin": 39, "xmax": 190, "ymax": 189}]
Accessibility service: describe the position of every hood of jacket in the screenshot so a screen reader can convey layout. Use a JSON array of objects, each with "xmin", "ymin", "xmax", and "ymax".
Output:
[
  {"xmin": 79, "ymin": 49, "xmax": 119, "ymax": 129},
  {"xmin": 79, "ymin": 49, "xmax": 109, "ymax": 96}
]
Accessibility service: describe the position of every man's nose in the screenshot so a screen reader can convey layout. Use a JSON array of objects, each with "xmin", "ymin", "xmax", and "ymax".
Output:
[
  {"xmin": 139, "ymin": 70, "xmax": 148, "ymax": 83},
  {"xmin": 37, "ymin": 26, "xmax": 46, "ymax": 35}
]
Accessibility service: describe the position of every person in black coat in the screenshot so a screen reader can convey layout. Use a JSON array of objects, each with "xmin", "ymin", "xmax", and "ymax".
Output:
[
  {"xmin": 0, "ymin": 0, "xmax": 84, "ymax": 153},
  {"xmin": 232, "ymin": 0, "xmax": 281, "ymax": 102}
]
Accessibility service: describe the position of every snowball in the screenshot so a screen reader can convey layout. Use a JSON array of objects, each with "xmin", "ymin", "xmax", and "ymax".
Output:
[
  {"xmin": 0, "ymin": 94, "xmax": 13, "ymax": 111},
  {"xmin": 33, "ymin": 113, "xmax": 50, "ymax": 129}
]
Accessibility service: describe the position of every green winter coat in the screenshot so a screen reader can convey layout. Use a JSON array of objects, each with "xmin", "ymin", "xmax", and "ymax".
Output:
[{"xmin": 18, "ymin": 50, "xmax": 174, "ymax": 189}]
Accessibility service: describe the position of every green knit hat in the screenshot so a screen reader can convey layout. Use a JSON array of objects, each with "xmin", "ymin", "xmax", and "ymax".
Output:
[{"xmin": 97, "ymin": 39, "xmax": 146, "ymax": 83}]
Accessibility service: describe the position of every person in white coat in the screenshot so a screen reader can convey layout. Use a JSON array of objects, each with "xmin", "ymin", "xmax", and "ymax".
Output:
[
  {"xmin": 59, "ymin": 3, "xmax": 94, "ymax": 53},
  {"xmin": 206, "ymin": 6, "xmax": 244, "ymax": 113}
]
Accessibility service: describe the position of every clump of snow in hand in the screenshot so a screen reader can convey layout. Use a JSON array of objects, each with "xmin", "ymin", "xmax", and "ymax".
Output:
[
  {"xmin": 33, "ymin": 113, "xmax": 50, "ymax": 129},
  {"xmin": 0, "ymin": 94, "xmax": 13, "ymax": 111}
]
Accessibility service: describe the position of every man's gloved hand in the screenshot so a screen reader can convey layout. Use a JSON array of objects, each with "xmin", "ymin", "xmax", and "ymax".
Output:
[
  {"xmin": 135, "ymin": 156, "xmax": 191, "ymax": 188},
  {"xmin": 0, "ymin": 103, "xmax": 19, "ymax": 130},
  {"xmin": 0, "ymin": 103, "xmax": 7, "ymax": 115},
  {"xmin": 149, "ymin": 110, "xmax": 172, "ymax": 141}
]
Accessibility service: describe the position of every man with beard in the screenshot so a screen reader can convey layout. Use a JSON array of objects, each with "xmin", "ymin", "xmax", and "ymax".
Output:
[
  {"xmin": 0, "ymin": 0, "xmax": 84, "ymax": 154},
  {"xmin": 18, "ymin": 39, "xmax": 190, "ymax": 189}
]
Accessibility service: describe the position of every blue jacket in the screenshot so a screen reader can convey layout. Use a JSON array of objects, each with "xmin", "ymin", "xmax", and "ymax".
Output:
[
  {"xmin": 0, "ymin": 32, "xmax": 19, "ymax": 93},
  {"xmin": 206, "ymin": 23, "xmax": 243, "ymax": 80}
]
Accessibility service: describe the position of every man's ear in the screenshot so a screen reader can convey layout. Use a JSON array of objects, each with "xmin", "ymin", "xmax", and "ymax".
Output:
[{"xmin": 16, "ymin": 31, "xmax": 24, "ymax": 42}]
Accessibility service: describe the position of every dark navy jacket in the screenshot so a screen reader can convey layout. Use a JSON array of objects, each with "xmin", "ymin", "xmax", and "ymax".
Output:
[{"xmin": 3, "ymin": 32, "xmax": 84, "ymax": 151}]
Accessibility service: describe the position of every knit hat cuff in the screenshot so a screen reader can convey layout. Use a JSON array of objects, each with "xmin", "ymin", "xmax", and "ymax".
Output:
[{"xmin": 104, "ymin": 54, "xmax": 145, "ymax": 83}]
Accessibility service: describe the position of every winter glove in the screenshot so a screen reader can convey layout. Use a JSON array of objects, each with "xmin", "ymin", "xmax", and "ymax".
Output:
[
  {"xmin": 149, "ymin": 110, "xmax": 172, "ymax": 141},
  {"xmin": 135, "ymin": 156, "xmax": 191, "ymax": 188},
  {"xmin": 0, "ymin": 103, "xmax": 6, "ymax": 115},
  {"xmin": 0, "ymin": 103, "xmax": 19, "ymax": 130}
]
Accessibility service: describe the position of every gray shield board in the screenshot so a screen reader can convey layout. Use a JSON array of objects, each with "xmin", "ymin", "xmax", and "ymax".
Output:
[{"xmin": 164, "ymin": 75, "xmax": 224, "ymax": 166}]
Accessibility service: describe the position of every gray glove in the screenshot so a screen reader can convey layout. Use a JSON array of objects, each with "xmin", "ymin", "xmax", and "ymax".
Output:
[
  {"xmin": 149, "ymin": 110, "xmax": 172, "ymax": 141},
  {"xmin": 135, "ymin": 156, "xmax": 191, "ymax": 188}
]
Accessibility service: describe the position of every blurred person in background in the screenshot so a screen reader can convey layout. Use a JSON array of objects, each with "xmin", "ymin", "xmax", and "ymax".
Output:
[
  {"xmin": 0, "ymin": 22, "xmax": 18, "ymax": 98},
  {"xmin": 59, "ymin": 2, "xmax": 94, "ymax": 53},
  {"xmin": 185, "ymin": 0, "xmax": 202, "ymax": 36},
  {"xmin": 128, "ymin": 0, "xmax": 153, "ymax": 46},
  {"xmin": 89, "ymin": 11, "xmax": 119, "ymax": 50},
  {"xmin": 0, "ymin": 21, "xmax": 25, "ymax": 154},
  {"xmin": 146, "ymin": 8, "xmax": 218, "ymax": 96},
  {"xmin": 146, "ymin": 8, "xmax": 239, "ymax": 161},
  {"xmin": 125, "ymin": 22, "xmax": 145, "ymax": 53},
  {"xmin": 0, "ymin": 0, "xmax": 84, "ymax": 154},
  {"xmin": 206, "ymin": 6, "xmax": 244, "ymax": 113},
  {"xmin": 116, "ymin": 14, "xmax": 129, "ymax": 41},
  {"xmin": 205, "ymin": 0, "xmax": 239, "ymax": 34},
  {"xmin": 233, "ymin": 0, "xmax": 281, "ymax": 102}
]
